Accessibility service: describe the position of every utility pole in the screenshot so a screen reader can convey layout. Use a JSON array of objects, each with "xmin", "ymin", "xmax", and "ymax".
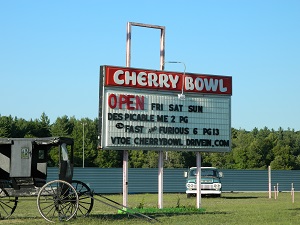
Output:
[{"xmin": 82, "ymin": 122, "xmax": 86, "ymax": 168}]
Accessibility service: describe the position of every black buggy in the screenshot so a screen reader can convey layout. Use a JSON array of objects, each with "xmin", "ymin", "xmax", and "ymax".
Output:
[{"xmin": 0, "ymin": 137, "xmax": 94, "ymax": 222}]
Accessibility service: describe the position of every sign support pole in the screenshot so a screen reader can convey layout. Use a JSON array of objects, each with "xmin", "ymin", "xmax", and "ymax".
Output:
[
  {"xmin": 196, "ymin": 152, "xmax": 202, "ymax": 208},
  {"xmin": 123, "ymin": 22, "xmax": 131, "ymax": 208},
  {"xmin": 158, "ymin": 151, "xmax": 164, "ymax": 209},
  {"xmin": 268, "ymin": 165, "xmax": 271, "ymax": 199},
  {"xmin": 123, "ymin": 150, "xmax": 128, "ymax": 208}
]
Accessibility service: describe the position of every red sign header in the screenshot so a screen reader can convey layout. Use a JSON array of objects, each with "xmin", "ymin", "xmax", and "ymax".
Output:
[{"xmin": 103, "ymin": 66, "xmax": 232, "ymax": 95}]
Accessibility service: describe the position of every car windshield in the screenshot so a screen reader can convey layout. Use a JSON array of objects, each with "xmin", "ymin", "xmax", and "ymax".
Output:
[{"xmin": 189, "ymin": 168, "xmax": 218, "ymax": 177}]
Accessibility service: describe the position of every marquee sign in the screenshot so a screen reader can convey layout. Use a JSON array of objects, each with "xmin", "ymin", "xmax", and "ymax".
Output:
[{"xmin": 98, "ymin": 65, "xmax": 232, "ymax": 152}]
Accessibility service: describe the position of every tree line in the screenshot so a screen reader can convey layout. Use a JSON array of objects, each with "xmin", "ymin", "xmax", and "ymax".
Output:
[{"xmin": 1, "ymin": 113, "xmax": 300, "ymax": 169}]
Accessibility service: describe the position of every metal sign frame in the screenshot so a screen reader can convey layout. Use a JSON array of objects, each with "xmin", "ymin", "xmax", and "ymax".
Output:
[{"xmin": 126, "ymin": 22, "xmax": 165, "ymax": 209}]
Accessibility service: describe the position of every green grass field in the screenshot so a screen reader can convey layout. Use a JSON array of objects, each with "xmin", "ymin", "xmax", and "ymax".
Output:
[{"xmin": 2, "ymin": 192, "xmax": 300, "ymax": 225}]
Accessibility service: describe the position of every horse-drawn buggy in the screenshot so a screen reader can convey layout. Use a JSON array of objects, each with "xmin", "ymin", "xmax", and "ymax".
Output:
[
  {"xmin": 0, "ymin": 137, "xmax": 94, "ymax": 222},
  {"xmin": 0, "ymin": 136, "xmax": 156, "ymax": 223}
]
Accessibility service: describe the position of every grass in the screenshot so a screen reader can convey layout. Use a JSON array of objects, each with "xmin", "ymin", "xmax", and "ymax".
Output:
[{"xmin": 1, "ymin": 192, "xmax": 300, "ymax": 225}]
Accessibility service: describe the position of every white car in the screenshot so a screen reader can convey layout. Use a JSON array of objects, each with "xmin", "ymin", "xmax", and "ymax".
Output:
[{"xmin": 185, "ymin": 167, "xmax": 223, "ymax": 198}]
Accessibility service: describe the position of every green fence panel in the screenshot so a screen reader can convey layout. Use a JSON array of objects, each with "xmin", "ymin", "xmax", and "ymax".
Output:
[{"xmin": 47, "ymin": 168, "xmax": 300, "ymax": 193}]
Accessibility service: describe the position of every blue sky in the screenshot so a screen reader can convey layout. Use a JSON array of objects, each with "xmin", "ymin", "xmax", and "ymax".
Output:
[{"xmin": 1, "ymin": 0, "xmax": 300, "ymax": 131}]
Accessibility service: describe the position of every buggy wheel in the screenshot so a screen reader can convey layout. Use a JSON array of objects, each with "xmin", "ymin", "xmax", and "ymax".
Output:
[
  {"xmin": 37, "ymin": 180, "xmax": 79, "ymax": 223},
  {"xmin": 71, "ymin": 180, "xmax": 94, "ymax": 217},
  {"xmin": 0, "ymin": 189, "xmax": 18, "ymax": 219}
]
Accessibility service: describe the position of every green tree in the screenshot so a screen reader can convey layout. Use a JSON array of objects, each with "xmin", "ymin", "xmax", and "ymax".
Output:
[
  {"xmin": 13, "ymin": 117, "xmax": 29, "ymax": 137},
  {"xmin": 203, "ymin": 152, "xmax": 234, "ymax": 169},
  {"xmin": 270, "ymin": 145, "xmax": 294, "ymax": 169},
  {"xmin": 181, "ymin": 152, "xmax": 196, "ymax": 168},
  {"xmin": 0, "ymin": 116, "xmax": 11, "ymax": 137},
  {"xmin": 24, "ymin": 119, "xmax": 45, "ymax": 137},
  {"xmin": 144, "ymin": 151, "xmax": 159, "ymax": 168},
  {"xmin": 94, "ymin": 150, "xmax": 123, "ymax": 167},
  {"xmin": 50, "ymin": 115, "xmax": 74, "ymax": 137},
  {"xmin": 37, "ymin": 112, "xmax": 51, "ymax": 137},
  {"xmin": 231, "ymin": 129, "xmax": 253, "ymax": 169},
  {"xmin": 49, "ymin": 115, "xmax": 74, "ymax": 166},
  {"xmin": 164, "ymin": 151, "xmax": 185, "ymax": 168},
  {"xmin": 129, "ymin": 150, "xmax": 146, "ymax": 168},
  {"xmin": 71, "ymin": 118, "xmax": 98, "ymax": 167}
]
